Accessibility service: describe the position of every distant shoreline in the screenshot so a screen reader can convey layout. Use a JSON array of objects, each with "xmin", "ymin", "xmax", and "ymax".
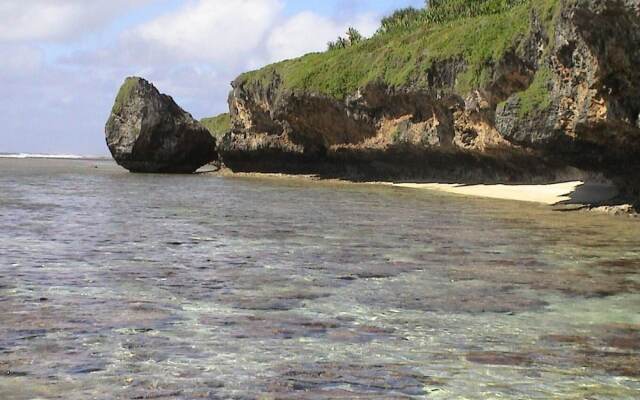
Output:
[{"xmin": 0, "ymin": 153, "xmax": 111, "ymax": 161}]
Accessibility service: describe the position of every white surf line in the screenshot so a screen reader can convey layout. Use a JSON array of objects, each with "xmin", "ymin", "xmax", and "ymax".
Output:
[{"xmin": 0, "ymin": 153, "xmax": 85, "ymax": 159}]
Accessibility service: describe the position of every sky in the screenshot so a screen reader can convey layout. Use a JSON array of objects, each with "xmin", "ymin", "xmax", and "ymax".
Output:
[{"xmin": 0, "ymin": 0, "xmax": 424, "ymax": 155}]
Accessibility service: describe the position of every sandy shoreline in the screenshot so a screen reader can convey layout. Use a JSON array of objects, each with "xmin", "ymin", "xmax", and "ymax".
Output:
[
  {"xmin": 212, "ymin": 169, "xmax": 620, "ymax": 207},
  {"xmin": 386, "ymin": 181, "xmax": 619, "ymax": 205}
]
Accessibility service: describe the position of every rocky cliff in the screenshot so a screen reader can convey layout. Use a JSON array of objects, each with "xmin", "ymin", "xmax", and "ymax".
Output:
[
  {"xmin": 221, "ymin": 0, "xmax": 640, "ymax": 201},
  {"xmin": 106, "ymin": 77, "xmax": 217, "ymax": 173}
]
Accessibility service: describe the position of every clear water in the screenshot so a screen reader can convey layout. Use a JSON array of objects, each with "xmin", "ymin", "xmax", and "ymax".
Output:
[{"xmin": 0, "ymin": 158, "xmax": 638, "ymax": 399}]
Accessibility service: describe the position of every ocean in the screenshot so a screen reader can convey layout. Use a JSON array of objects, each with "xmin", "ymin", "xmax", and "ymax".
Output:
[{"xmin": 0, "ymin": 158, "xmax": 639, "ymax": 399}]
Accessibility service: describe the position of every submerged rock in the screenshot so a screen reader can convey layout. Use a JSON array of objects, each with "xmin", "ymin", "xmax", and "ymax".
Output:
[
  {"xmin": 105, "ymin": 77, "xmax": 217, "ymax": 173},
  {"xmin": 588, "ymin": 204, "xmax": 638, "ymax": 217}
]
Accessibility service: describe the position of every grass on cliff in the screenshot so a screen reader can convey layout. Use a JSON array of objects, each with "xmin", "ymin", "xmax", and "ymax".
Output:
[
  {"xmin": 111, "ymin": 77, "xmax": 139, "ymax": 115},
  {"xmin": 201, "ymin": 113, "xmax": 231, "ymax": 140},
  {"xmin": 237, "ymin": 0, "xmax": 560, "ymax": 99},
  {"xmin": 515, "ymin": 66, "xmax": 554, "ymax": 117}
]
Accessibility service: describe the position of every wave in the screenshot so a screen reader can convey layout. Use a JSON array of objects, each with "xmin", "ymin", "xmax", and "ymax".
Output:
[{"xmin": 0, "ymin": 153, "xmax": 92, "ymax": 159}]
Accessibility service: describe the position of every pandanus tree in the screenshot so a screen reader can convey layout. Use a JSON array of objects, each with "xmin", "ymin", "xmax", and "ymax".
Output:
[
  {"xmin": 347, "ymin": 27, "xmax": 363, "ymax": 45},
  {"xmin": 327, "ymin": 27, "xmax": 364, "ymax": 51}
]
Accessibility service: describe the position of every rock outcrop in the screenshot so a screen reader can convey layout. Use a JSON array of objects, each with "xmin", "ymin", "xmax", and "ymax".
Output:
[
  {"xmin": 221, "ymin": 0, "xmax": 640, "ymax": 200},
  {"xmin": 106, "ymin": 77, "xmax": 217, "ymax": 173}
]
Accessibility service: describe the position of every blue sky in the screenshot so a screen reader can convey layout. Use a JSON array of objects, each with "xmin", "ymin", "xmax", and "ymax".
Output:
[{"xmin": 0, "ymin": 0, "xmax": 424, "ymax": 155}]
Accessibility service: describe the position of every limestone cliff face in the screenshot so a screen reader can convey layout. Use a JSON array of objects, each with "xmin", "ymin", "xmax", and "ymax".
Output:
[{"xmin": 221, "ymin": 0, "xmax": 640, "ymax": 196}]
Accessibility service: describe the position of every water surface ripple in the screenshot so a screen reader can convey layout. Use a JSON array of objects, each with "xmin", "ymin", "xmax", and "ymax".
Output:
[{"xmin": 0, "ymin": 159, "xmax": 639, "ymax": 399}]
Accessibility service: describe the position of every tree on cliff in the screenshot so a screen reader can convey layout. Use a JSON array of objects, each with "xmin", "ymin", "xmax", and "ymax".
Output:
[
  {"xmin": 327, "ymin": 27, "xmax": 364, "ymax": 50},
  {"xmin": 347, "ymin": 27, "xmax": 363, "ymax": 45}
]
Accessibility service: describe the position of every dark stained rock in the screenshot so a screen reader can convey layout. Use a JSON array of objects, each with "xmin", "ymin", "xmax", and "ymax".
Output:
[{"xmin": 105, "ymin": 77, "xmax": 217, "ymax": 173}]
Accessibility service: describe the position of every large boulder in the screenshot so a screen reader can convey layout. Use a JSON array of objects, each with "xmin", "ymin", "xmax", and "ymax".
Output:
[{"xmin": 105, "ymin": 77, "xmax": 217, "ymax": 173}]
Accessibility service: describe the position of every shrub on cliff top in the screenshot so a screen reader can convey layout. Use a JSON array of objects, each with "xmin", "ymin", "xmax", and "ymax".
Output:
[
  {"xmin": 378, "ymin": 0, "xmax": 529, "ymax": 35},
  {"xmin": 378, "ymin": 7, "xmax": 423, "ymax": 34}
]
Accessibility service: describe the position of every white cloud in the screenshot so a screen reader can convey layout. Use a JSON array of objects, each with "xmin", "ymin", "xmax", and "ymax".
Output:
[
  {"xmin": 266, "ymin": 12, "xmax": 341, "ymax": 61},
  {"xmin": 350, "ymin": 13, "xmax": 383, "ymax": 38},
  {"xmin": 0, "ymin": 0, "xmax": 150, "ymax": 42},
  {"xmin": 126, "ymin": 0, "xmax": 380, "ymax": 68},
  {"xmin": 134, "ymin": 0, "xmax": 283, "ymax": 64},
  {"xmin": 0, "ymin": 44, "xmax": 43, "ymax": 75},
  {"xmin": 266, "ymin": 11, "xmax": 380, "ymax": 62}
]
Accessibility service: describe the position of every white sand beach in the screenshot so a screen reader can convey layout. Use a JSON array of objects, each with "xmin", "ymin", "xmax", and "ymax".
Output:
[
  {"xmin": 387, "ymin": 181, "xmax": 619, "ymax": 205},
  {"xmin": 217, "ymin": 169, "xmax": 620, "ymax": 206}
]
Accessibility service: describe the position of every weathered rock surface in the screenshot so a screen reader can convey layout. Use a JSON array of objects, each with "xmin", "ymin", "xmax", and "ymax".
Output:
[
  {"xmin": 106, "ymin": 77, "xmax": 217, "ymax": 173},
  {"xmin": 222, "ymin": 0, "xmax": 640, "ymax": 202}
]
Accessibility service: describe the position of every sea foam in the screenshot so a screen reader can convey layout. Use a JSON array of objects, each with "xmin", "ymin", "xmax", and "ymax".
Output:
[{"xmin": 0, "ymin": 153, "xmax": 87, "ymax": 159}]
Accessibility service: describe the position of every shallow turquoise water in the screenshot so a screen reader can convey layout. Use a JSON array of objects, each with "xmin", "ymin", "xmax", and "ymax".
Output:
[{"xmin": 0, "ymin": 159, "xmax": 639, "ymax": 399}]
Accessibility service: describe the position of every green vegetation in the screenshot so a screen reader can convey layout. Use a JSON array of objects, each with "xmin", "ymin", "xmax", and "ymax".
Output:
[
  {"xmin": 515, "ymin": 66, "xmax": 553, "ymax": 117},
  {"xmin": 379, "ymin": 0, "xmax": 529, "ymax": 35},
  {"xmin": 378, "ymin": 7, "xmax": 424, "ymax": 34},
  {"xmin": 111, "ymin": 77, "xmax": 138, "ymax": 115},
  {"xmin": 327, "ymin": 27, "xmax": 364, "ymax": 50},
  {"xmin": 201, "ymin": 113, "xmax": 231, "ymax": 140},
  {"xmin": 238, "ymin": 0, "xmax": 560, "ymax": 100}
]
